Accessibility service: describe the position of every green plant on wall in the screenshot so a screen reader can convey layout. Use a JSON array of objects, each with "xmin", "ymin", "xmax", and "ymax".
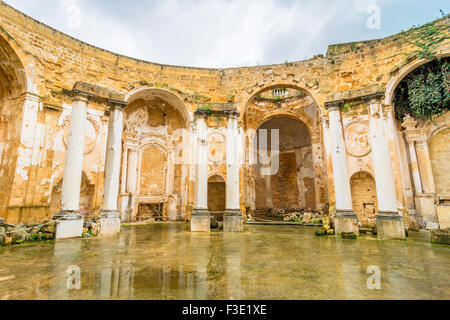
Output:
[
  {"xmin": 401, "ymin": 11, "xmax": 449, "ymax": 60},
  {"xmin": 394, "ymin": 57, "xmax": 449, "ymax": 121}
]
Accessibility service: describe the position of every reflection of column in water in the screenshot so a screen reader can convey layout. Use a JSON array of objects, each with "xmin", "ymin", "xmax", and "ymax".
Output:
[
  {"xmin": 100, "ymin": 268, "xmax": 112, "ymax": 298},
  {"xmin": 93, "ymin": 233, "xmax": 131, "ymax": 299},
  {"xmin": 225, "ymin": 235, "xmax": 242, "ymax": 300},
  {"xmin": 118, "ymin": 265, "xmax": 132, "ymax": 297},
  {"xmin": 49, "ymin": 240, "xmax": 82, "ymax": 299},
  {"xmin": 161, "ymin": 265, "xmax": 170, "ymax": 298},
  {"xmin": 196, "ymin": 265, "xmax": 208, "ymax": 300},
  {"xmin": 206, "ymin": 237, "xmax": 227, "ymax": 299},
  {"xmin": 98, "ymin": 264, "xmax": 134, "ymax": 299},
  {"xmin": 380, "ymin": 244, "xmax": 415, "ymax": 299},
  {"xmin": 334, "ymin": 240, "xmax": 364, "ymax": 300},
  {"xmin": 188, "ymin": 232, "xmax": 210, "ymax": 299}
]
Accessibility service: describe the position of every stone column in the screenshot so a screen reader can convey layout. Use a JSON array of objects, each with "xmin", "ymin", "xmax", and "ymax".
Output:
[
  {"xmin": 99, "ymin": 102, "xmax": 126, "ymax": 235},
  {"xmin": 224, "ymin": 110, "xmax": 243, "ymax": 232},
  {"xmin": 126, "ymin": 149, "xmax": 138, "ymax": 194},
  {"xmin": 118, "ymin": 145, "xmax": 128, "ymax": 220},
  {"xmin": 191, "ymin": 110, "xmax": 210, "ymax": 232},
  {"xmin": 125, "ymin": 147, "xmax": 138, "ymax": 221},
  {"xmin": 366, "ymin": 94, "xmax": 405, "ymax": 239},
  {"xmin": 245, "ymin": 131, "xmax": 257, "ymax": 212},
  {"xmin": 402, "ymin": 116, "xmax": 438, "ymax": 229},
  {"xmin": 415, "ymin": 136, "xmax": 439, "ymax": 229},
  {"xmin": 405, "ymin": 138, "xmax": 423, "ymax": 195},
  {"xmin": 54, "ymin": 91, "xmax": 90, "ymax": 239},
  {"xmin": 325, "ymin": 101, "xmax": 358, "ymax": 235}
]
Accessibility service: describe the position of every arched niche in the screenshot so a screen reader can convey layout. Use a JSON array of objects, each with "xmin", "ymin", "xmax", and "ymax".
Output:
[
  {"xmin": 208, "ymin": 175, "xmax": 226, "ymax": 221},
  {"xmin": 139, "ymin": 145, "xmax": 167, "ymax": 196},
  {"xmin": 253, "ymin": 115, "xmax": 315, "ymax": 211},
  {"xmin": 350, "ymin": 171, "xmax": 378, "ymax": 227}
]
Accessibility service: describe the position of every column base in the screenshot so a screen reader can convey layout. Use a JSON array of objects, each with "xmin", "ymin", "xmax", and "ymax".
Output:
[
  {"xmin": 223, "ymin": 210, "xmax": 243, "ymax": 232},
  {"xmin": 334, "ymin": 210, "xmax": 359, "ymax": 235},
  {"xmin": 376, "ymin": 212, "xmax": 406, "ymax": 240},
  {"xmin": 54, "ymin": 211, "xmax": 83, "ymax": 240},
  {"xmin": 191, "ymin": 209, "xmax": 210, "ymax": 232},
  {"xmin": 99, "ymin": 210, "xmax": 121, "ymax": 235}
]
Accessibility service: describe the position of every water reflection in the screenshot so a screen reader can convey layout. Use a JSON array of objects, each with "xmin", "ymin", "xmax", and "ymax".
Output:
[{"xmin": 0, "ymin": 224, "xmax": 449, "ymax": 300}]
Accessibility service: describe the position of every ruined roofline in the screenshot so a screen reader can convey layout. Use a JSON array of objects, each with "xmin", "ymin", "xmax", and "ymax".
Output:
[
  {"xmin": 1, "ymin": 1, "xmax": 448, "ymax": 71},
  {"xmin": 326, "ymin": 14, "xmax": 450, "ymax": 56}
]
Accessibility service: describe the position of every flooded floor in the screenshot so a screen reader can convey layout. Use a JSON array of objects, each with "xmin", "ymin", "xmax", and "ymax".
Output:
[{"xmin": 0, "ymin": 224, "xmax": 449, "ymax": 300}]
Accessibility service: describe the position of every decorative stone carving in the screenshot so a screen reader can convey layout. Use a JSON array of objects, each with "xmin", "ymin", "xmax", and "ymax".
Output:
[
  {"xmin": 208, "ymin": 132, "xmax": 226, "ymax": 165},
  {"xmin": 125, "ymin": 107, "xmax": 148, "ymax": 132},
  {"xmin": 345, "ymin": 121, "xmax": 371, "ymax": 158},
  {"xmin": 62, "ymin": 116, "xmax": 98, "ymax": 155}
]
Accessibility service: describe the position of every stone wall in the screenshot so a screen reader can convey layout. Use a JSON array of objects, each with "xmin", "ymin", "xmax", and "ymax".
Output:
[
  {"xmin": 350, "ymin": 171, "xmax": 378, "ymax": 227},
  {"xmin": 0, "ymin": 1, "xmax": 448, "ymax": 228}
]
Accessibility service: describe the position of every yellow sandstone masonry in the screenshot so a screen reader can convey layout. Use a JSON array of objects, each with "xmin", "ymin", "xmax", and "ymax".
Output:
[{"xmin": 0, "ymin": 2, "xmax": 448, "ymax": 232}]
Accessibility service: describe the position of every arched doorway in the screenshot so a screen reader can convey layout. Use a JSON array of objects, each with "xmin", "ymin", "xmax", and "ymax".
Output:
[
  {"xmin": 0, "ymin": 35, "xmax": 29, "ymax": 221},
  {"xmin": 350, "ymin": 171, "xmax": 378, "ymax": 227},
  {"xmin": 123, "ymin": 87, "xmax": 190, "ymax": 221},
  {"xmin": 140, "ymin": 146, "xmax": 167, "ymax": 195},
  {"xmin": 254, "ymin": 115, "xmax": 315, "ymax": 211},
  {"xmin": 242, "ymin": 85, "xmax": 327, "ymax": 218},
  {"xmin": 390, "ymin": 56, "xmax": 449, "ymax": 228},
  {"xmin": 208, "ymin": 175, "xmax": 226, "ymax": 221}
]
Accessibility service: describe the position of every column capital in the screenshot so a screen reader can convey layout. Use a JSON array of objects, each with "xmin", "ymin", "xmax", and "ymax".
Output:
[
  {"xmin": 401, "ymin": 114, "xmax": 417, "ymax": 130},
  {"xmin": 324, "ymin": 100, "xmax": 344, "ymax": 111},
  {"xmin": 361, "ymin": 92, "xmax": 385, "ymax": 104},
  {"xmin": 194, "ymin": 109, "xmax": 211, "ymax": 119},
  {"xmin": 224, "ymin": 110, "xmax": 240, "ymax": 119},
  {"xmin": 107, "ymin": 99, "xmax": 127, "ymax": 111},
  {"xmin": 71, "ymin": 89, "xmax": 92, "ymax": 103}
]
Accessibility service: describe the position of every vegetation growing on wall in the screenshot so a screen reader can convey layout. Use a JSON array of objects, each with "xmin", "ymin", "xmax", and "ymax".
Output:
[
  {"xmin": 394, "ymin": 57, "xmax": 449, "ymax": 121},
  {"xmin": 401, "ymin": 11, "xmax": 449, "ymax": 60}
]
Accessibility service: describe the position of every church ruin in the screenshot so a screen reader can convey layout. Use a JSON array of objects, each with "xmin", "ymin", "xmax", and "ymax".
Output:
[{"xmin": 0, "ymin": 2, "xmax": 448, "ymax": 240}]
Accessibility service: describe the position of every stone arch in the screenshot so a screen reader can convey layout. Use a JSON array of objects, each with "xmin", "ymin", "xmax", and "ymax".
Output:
[
  {"xmin": 252, "ymin": 112, "xmax": 314, "ymax": 137},
  {"xmin": 252, "ymin": 115, "xmax": 315, "ymax": 211},
  {"xmin": 125, "ymin": 86, "xmax": 192, "ymax": 123},
  {"xmin": 241, "ymin": 83, "xmax": 323, "ymax": 121},
  {"xmin": 350, "ymin": 171, "xmax": 378, "ymax": 227},
  {"xmin": 208, "ymin": 175, "xmax": 226, "ymax": 220},
  {"xmin": 385, "ymin": 48, "xmax": 450, "ymax": 106},
  {"xmin": 0, "ymin": 33, "xmax": 31, "ymax": 99}
]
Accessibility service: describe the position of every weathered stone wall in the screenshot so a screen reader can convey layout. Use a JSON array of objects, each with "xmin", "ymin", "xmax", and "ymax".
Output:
[
  {"xmin": 0, "ymin": 1, "xmax": 448, "ymax": 226},
  {"xmin": 350, "ymin": 171, "xmax": 378, "ymax": 227},
  {"xmin": 429, "ymin": 128, "xmax": 450, "ymax": 199}
]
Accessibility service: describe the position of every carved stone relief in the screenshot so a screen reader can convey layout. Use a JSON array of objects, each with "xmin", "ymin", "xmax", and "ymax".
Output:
[{"xmin": 345, "ymin": 121, "xmax": 371, "ymax": 158}]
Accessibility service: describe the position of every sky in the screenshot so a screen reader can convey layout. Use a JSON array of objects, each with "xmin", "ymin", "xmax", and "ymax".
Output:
[{"xmin": 3, "ymin": 0, "xmax": 449, "ymax": 68}]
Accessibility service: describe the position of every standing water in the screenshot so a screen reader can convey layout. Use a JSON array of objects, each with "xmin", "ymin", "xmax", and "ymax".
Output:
[{"xmin": 0, "ymin": 224, "xmax": 449, "ymax": 300}]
